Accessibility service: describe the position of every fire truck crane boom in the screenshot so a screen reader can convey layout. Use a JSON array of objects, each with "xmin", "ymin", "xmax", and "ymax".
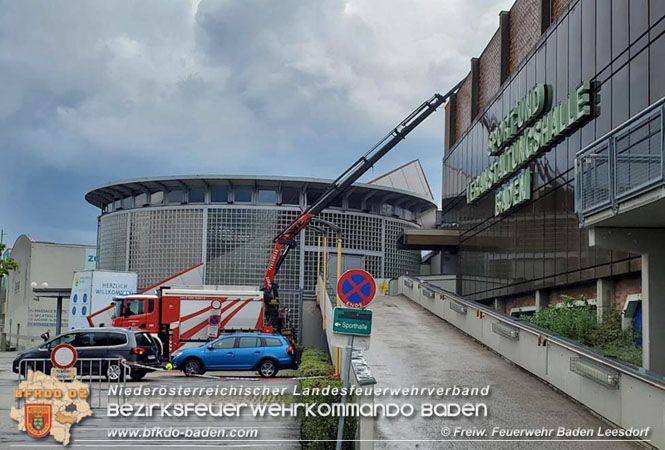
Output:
[{"xmin": 262, "ymin": 84, "xmax": 463, "ymax": 333}]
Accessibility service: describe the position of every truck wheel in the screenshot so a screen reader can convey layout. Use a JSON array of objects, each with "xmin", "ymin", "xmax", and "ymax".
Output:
[
  {"xmin": 183, "ymin": 358, "xmax": 204, "ymax": 375},
  {"xmin": 258, "ymin": 359, "xmax": 278, "ymax": 378}
]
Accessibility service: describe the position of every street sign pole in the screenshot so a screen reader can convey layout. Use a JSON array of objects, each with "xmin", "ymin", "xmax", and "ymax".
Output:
[{"xmin": 335, "ymin": 334, "xmax": 354, "ymax": 450}]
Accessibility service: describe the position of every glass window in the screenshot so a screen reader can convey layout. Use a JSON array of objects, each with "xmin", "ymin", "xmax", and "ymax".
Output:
[
  {"xmin": 113, "ymin": 199, "xmax": 122, "ymax": 211},
  {"xmin": 211, "ymin": 186, "xmax": 229, "ymax": 203},
  {"xmin": 213, "ymin": 338, "xmax": 236, "ymax": 349},
  {"xmin": 234, "ymin": 188, "xmax": 253, "ymax": 203},
  {"xmin": 307, "ymin": 189, "xmax": 324, "ymax": 206},
  {"xmin": 135, "ymin": 332, "xmax": 153, "ymax": 346},
  {"xmin": 258, "ymin": 189, "xmax": 277, "ymax": 204},
  {"xmin": 135, "ymin": 193, "xmax": 148, "ymax": 207},
  {"xmin": 167, "ymin": 190, "xmax": 184, "ymax": 204},
  {"xmin": 73, "ymin": 332, "xmax": 106, "ymax": 347},
  {"xmin": 189, "ymin": 188, "xmax": 206, "ymax": 203},
  {"xmin": 48, "ymin": 333, "xmax": 76, "ymax": 349},
  {"xmin": 106, "ymin": 332, "xmax": 127, "ymax": 346},
  {"xmin": 123, "ymin": 299, "xmax": 145, "ymax": 316},
  {"xmin": 263, "ymin": 337, "xmax": 283, "ymax": 347},
  {"xmin": 150, "ymin": 192, "xmax": 164, "ymax": 206},
  {"xmin": 147, "ymin": 299, "xmax": 154, "ymax": 314},
  {"xmin": 596, "ymin": 0, "xmax": 611, "ymax": 70},
  {"xmin": 122, "ymin": 197, "xmax": 133, "ymax": 209},
  {"xmin": 329, "ymin": 195, "xmax": 343, "ymax": 208},
  {"xmin": 237, "ymin": 337, "xmax": 260, "ymax": 348},
  {"xmin": 347, "ymin": 193, "xmax": 363, "ymax": 210},
  {"xmin": 281, "ymin": 188, "xmax": 300, "ymax": 205}
]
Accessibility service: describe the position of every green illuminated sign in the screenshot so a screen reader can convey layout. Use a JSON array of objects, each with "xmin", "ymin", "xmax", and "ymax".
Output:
[
  {"xmin": 489, "ymin": 84, "xmax": 548, "ymax": 155},
  {"xmin": 495, "ymin": 170, "xmax": 531, "ymax": 216},
  {"xmin": 467, "ymin": 81, "xmax": 593, "ymax": 210}
]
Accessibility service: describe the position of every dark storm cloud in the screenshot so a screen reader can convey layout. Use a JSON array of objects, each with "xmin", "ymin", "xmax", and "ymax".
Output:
[{"xmin": 0, "ymin": 0, "xmax": 513, "ymax": 244}]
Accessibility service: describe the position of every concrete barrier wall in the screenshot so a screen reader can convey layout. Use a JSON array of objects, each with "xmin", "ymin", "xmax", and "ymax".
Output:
[
  {"xmin": 398, "ymin": 276, "xmax": 665, "ymax": 450},
  {"xmin": 418, "ymin": 275, "xmax": 457, "ymax": 293}
]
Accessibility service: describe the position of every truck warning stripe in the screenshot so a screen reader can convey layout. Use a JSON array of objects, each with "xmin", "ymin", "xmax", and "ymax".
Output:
[
  {"xmin": 180, "ymin": 305, "xmax": 213, "ymax": 323},
  {"xmin": 220, "ymin": 300, "xmax": 252, "ymax": 329},
  {"xmin": 180, "ymin": 318, "xmax": 211, "ymax": 340},
  {"xmin": 221, "ymin": 299, "xmax": 241, "ymax": 314},
  {"xmin": 254, "ymin": 306, "xmax": 264, "ymax": 329}
]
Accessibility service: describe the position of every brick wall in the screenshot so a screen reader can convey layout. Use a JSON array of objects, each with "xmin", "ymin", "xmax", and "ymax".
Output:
[
  {"xmin": 501, "ymin": 273, "xmax": 641, "ymax": 315},
  {"xmin": 479, "ymin": 30, "xmax": 502, "ymax": 113},
  {"xmin": 615, "ymin": 274, "xmax": 641, "ymax": 311},
  {"xmin": 509, "ymin": 0, "xmax": 542, "ymax": 75},
  {"xmin": 505, "ymin": 294, "xmax": 535, "ymax": 312},
  {"xmin": 551, "ymin": 0, "xmax": 572, "ymax": 22},
  {"xmin": 546, "ymin": 282, "xmax": 597, "ymax": 304},
  {"xmin": 455, "ymin": 74, "xmax": 472, "ymax": 138}
]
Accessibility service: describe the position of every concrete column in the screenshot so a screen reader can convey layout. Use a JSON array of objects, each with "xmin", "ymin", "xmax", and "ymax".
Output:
[
  {"xmin": 493, "ymin": 298, "xmax": 506, "ymax": 314},
  {"xmin": 642, "ymin": 252, "xmax": 665, "ymax": 373},
  {"xmin": 596, "ymin": 278, "xmax": 615, "ymax": 323},
  {"xmin": 535, "ymin": 290, "xmax": 548, "ymax": 312},
  {"xmin": 589, "ymin": 227, "xmax": 665, "ymax": 374},
  {"xmin": 55, "ymin": 296, "xmax": 63, "ymax": 336}
]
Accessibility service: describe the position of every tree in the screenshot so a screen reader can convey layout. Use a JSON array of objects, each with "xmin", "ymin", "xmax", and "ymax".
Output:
[{"xmin": 0, "ymin": 243, "xmax": 18, "ymax": 277}]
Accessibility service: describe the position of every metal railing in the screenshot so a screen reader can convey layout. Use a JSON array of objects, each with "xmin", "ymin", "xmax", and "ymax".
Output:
[
  {"xmin": 16, "ymin": 358, "xmax": 129, "ymax": 409},
  {"xmin": 575, "ymin": 97, "xmax": 665, "ymax": 222}
]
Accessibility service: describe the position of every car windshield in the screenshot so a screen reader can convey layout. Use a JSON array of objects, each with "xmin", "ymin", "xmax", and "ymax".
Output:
[
  {"xmin": 45, "ymin": 333, "xmax": 76, "ymax": 349},
  {"xmin": 113, "ymin": 301, "xmax": 123, "ymax": 318}
]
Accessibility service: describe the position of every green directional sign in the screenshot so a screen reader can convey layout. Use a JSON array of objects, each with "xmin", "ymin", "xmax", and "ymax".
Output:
[{"xmin": 333, "ymin": 307, "xmax": 372, "ymax": 336}]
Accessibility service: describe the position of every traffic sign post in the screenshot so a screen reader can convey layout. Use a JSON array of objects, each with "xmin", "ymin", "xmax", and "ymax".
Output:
[
  {"xmin": 333, "ymin": 307, "xmax": 372, "ymax": 336},
  {"xmin": 334, "ymin": 270, "xmax": 376, "ymax": 450},
  {"xmin": 50, "ymin": 344, "xmax": 78, "ymax": 380},
  {"xmin": 336, "ymin": 269, "xmax": 376, "ymax": 309}
]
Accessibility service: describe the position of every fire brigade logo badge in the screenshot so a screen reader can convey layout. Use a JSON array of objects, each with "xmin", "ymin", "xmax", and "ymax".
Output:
[{"xmin": 25, "ymin": 404, "xmax": 52, "ymax": 438}]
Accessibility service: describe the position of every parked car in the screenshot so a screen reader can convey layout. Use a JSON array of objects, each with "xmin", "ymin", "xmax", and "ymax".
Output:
[
  {"xmin": 12, "ymin": 327, "xmax": 160, "ymax": 381},
  {"xmin": 171, "ymin": 333, "xmax": 297, "ymax": 377}
]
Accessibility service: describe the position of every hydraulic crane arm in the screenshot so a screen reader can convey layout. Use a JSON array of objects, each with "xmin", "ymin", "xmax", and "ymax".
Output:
[{"xmin": 262, "ymin": 84, "xmax": 461, "ymax": 295}]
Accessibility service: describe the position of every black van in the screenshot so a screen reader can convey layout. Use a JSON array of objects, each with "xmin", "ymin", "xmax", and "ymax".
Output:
[{"xmin": 12, "ymin": 327, "xmax": 160, "ymax": 380}]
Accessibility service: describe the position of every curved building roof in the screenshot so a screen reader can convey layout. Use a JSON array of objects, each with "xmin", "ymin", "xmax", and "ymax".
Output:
[{"xmin": 85, "ymin": 175, "xmax": 436, "ymax": 213}]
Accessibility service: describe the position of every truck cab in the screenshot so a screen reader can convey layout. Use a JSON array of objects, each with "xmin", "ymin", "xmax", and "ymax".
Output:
[{"xmin": 112, "ymin": 295, "xmax": 160, "ymax": 333}]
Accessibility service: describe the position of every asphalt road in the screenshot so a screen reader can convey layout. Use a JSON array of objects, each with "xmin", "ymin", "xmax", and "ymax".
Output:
[
  {"xmin": 0, "ymin": 352, "xmax": 300, "ymax": 449},
  {"xmin": 364, "ymin": 294, "xmax": 642, "ymax": 450}
]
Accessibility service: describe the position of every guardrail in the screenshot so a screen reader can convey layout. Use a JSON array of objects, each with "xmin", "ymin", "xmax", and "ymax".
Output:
[
  {"xmin": 575, "ymin": 96, "xmax": 665, "ymax": 222},
  {"xmin": 397, "ymin": 275, "xmax": 665, "ymax": 450}
]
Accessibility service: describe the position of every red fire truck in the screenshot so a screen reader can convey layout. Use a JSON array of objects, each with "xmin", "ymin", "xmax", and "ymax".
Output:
[{"xmin": 111, "ymin": 287, "xmax": 265, "ymax": 355}]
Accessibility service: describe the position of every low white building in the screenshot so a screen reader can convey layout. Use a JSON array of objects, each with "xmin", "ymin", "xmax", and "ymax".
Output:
[{"xmin": 2, "ymin": 235, "xmax": 96, "ymax": 350}]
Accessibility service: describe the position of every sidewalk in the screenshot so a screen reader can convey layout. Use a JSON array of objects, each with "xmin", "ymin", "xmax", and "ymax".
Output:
[{"xmin": 364, "ymin": 295, "xmax": 640, "ymax": 450}]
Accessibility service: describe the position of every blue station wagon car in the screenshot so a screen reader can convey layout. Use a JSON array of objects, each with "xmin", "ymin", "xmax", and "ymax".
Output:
[{"xmin": 171, "ymin": 333, "xmax": 297, "ymax": 377}]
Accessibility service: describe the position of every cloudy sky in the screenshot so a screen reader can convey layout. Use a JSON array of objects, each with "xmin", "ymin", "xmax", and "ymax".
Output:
[{"xmin": 0, "ymin": 0, "xmax": 513, "ymax": 246}]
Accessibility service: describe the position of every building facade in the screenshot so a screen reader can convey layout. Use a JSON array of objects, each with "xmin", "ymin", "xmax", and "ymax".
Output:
[
  {"xmin": 2, "ymin": 235, "xmax": 96, "ymax": 350},
  {"xmin": 407, "ymin": 0, "xmax": 665, "ymax": 373},
  {"xmin": 86, "ymin": 175, "xmax": 435, "ymax": 335}
]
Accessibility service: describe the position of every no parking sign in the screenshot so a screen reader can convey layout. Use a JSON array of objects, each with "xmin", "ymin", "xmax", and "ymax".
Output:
[{"xmin": 336, "ymin": 269, "xmax": 376, "ymax": 309}]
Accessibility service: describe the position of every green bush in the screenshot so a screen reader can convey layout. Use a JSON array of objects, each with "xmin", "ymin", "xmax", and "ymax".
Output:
[
  {"xmin": 527, "ymin": 295, "xmax": 642, "ymax": 366},
  {"xmin": 297, "ymin": 347, "xmax": 356, "ymax": 450}
]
